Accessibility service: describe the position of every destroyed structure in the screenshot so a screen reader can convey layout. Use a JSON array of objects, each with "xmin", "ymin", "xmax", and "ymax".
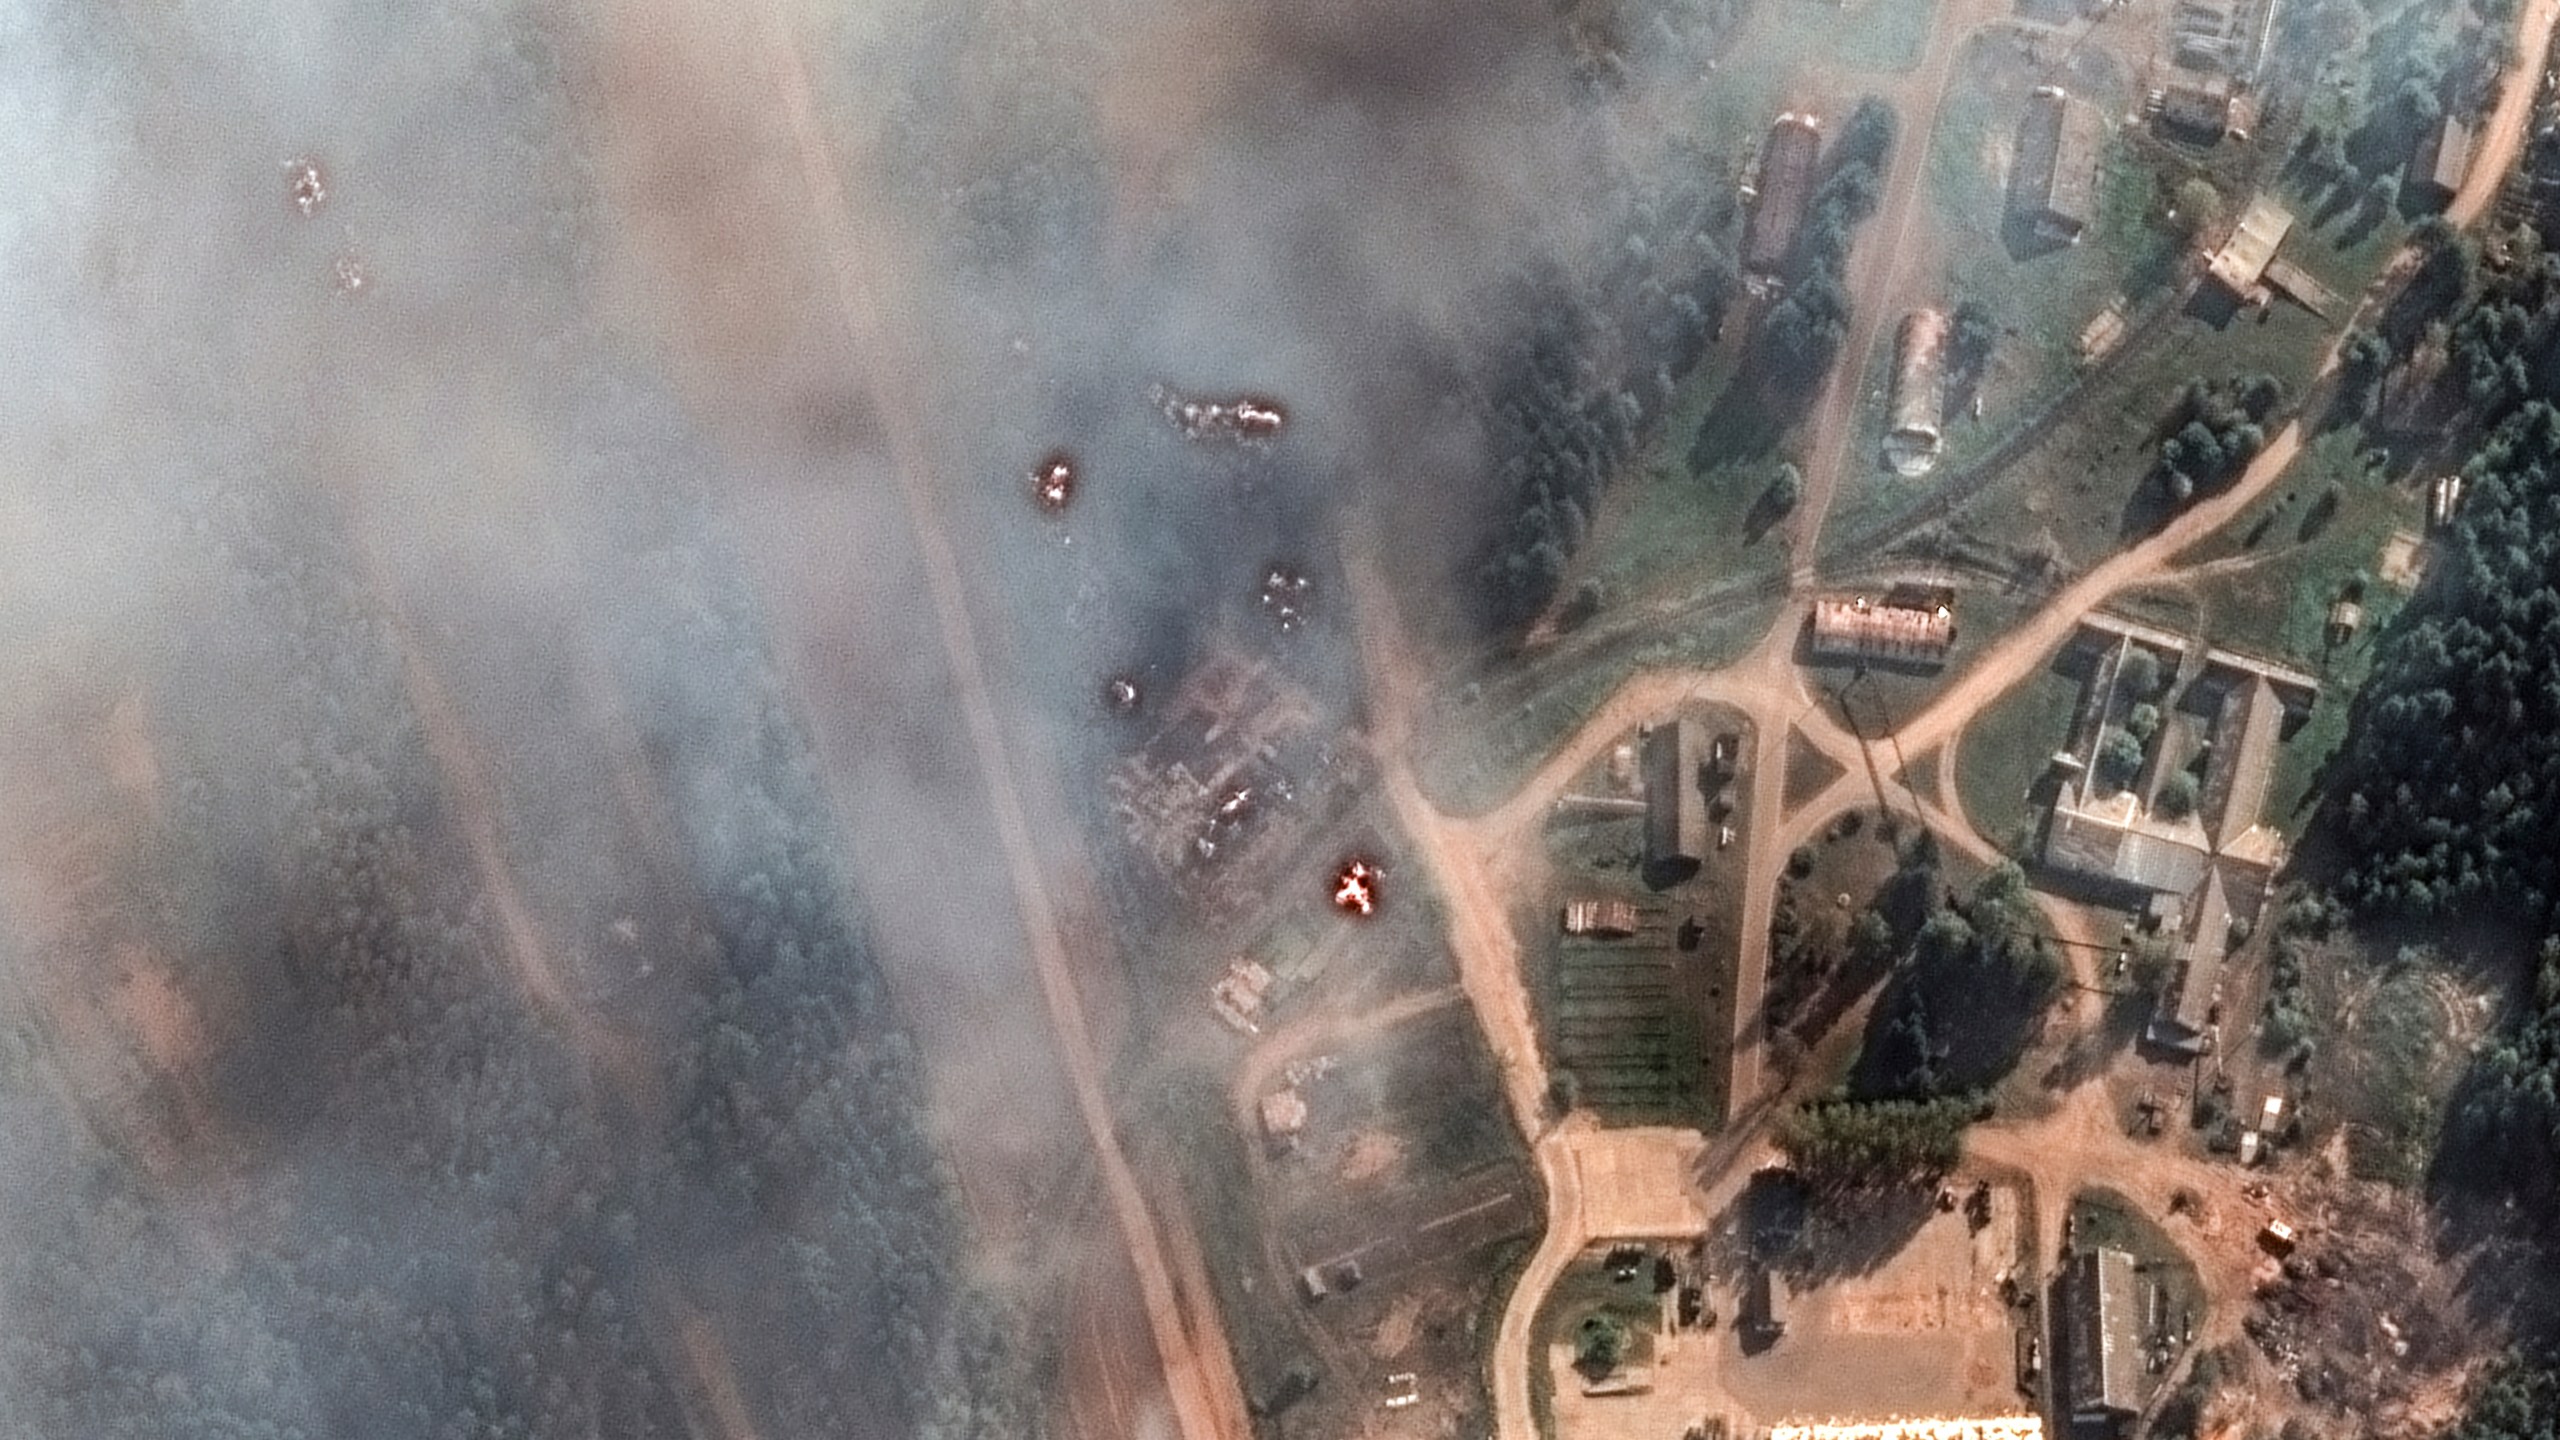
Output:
[
  {"xmin": 1745, "ymin": 113, "xmax": 1823, "ymax": 285},
  {"xmin": 2169, "ymin": 0, "xmax": 2277, "ymax": 77},
  {"xmin": 1886, "ymin": 309, "xmax": 1950, "ymax": 476},
  {"xmin": 1108, "ymin": 652, "xmax": 1353, "ymax": 911},
  {"xmin": 2065, "ymin": 1247, "xmax": 2146, "ymax": 1430},
  {"xmin": 1150, "ymin": 384, "xmax": 1286, "ymax": 446},
  {"xmin": 1640, "ymin": 719, "xmax": 1709, "ymax": 888},
  {"xmin": 2158, "ymin": 77, "xmax": 2236, "ymax": 140},
  {"xmin": 1562, "ymin": 897, "xmax": 1641, "ymax": 938},
  {"xmin": 1808, "ymin": 589, "xmax": 1957, "ymax": 669},
  {"xmin": 2011, "ymin": 88, "xmax": 2104, "ymax": 245}
]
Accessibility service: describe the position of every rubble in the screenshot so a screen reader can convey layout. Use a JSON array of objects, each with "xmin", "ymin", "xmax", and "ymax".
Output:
[
  {"xmin": 1150, "ymin": 383, "xmax": 1286, "ymax": 446},
  {"xmin": 1261, "ymin": 567, "xmax": 1311, "ymax": 630},
  {"xmin": 287, "ymin": 156, "xmax": 327, "ymax": 216}
]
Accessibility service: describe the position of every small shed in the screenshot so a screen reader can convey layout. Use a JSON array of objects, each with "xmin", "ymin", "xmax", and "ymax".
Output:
[
  {"xmin": 2412, "ymin": 115, "xmax": 2472, "ymax": 207},
  {"xmin": 1259, "ymin": 1087, "xmax": 1308, "ymax": 1143}
]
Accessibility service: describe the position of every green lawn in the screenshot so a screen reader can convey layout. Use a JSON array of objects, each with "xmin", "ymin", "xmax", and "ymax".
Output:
[
  {"xmin": 1530, "ymin": 1257, "xmax": 1667, "ymax": 1435},
  {"xmin": 1951, "ymin": 645, "xmax": 2083, "ymax": 856},
  {"xmin": 1414, "ymin": 595, "xmax": 1783, "ymax": 817}
]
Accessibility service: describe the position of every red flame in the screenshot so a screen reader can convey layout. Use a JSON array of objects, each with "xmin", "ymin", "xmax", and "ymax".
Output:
[
  {"xmin": 1333, "ymin": 859, "xmax": 1377, "ymax": 917},
  {"xmin": 1031, "ymin": 453, "xmax": 1076, "ymax": 513}
]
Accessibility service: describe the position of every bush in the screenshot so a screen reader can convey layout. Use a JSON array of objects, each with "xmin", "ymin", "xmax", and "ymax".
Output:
[
  {"xmin": 2096, "ymin": 728, "xmax": 2146, "ymax": 790},
  {"xmin": 2156, "ymin": 771, "xmax": 2200, "ymax": 821}
]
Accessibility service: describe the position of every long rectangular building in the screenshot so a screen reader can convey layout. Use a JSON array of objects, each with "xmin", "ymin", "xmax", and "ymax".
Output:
[
  {"xmin": 2067, "ymin": 1247, "xmax": 2145, "ymax": 1425},
  {"xmin": 1746, "ymin": 113, "xmax": 1824, "ymax": 277}
]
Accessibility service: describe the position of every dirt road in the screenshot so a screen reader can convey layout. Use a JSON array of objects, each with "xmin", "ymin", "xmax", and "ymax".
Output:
[
  {"xmin": 759, "ymin": 17, "xmax": 1252, "ymax": 1440},
  {"xmin": 1787, "ymin": 0, "xmax": 2014, "ymax": 576},
  {"xmin": 2450, "ymin": 0, "xmax": 2560, "ymax": 229}
]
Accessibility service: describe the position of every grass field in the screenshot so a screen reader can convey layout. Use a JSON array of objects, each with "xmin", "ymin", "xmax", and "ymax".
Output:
[
  {"xmin": 1951, "ymin": 646, "xmax": 2084, "ymax": 855},
  {"xmin": 1415, "ymin": 595, "xmax": 1783, "ymax": 817},
  {"xmin": 1524, "ymin": 703, "xmax": 1750, "ymax": 1129},
  {"xmin": 1530, "ymin": 1256, "xmax": 1668, "ymax": 1434}
]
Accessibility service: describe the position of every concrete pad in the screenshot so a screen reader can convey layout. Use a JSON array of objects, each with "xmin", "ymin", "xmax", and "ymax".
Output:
[{"xmin": 1571, "ymin": 1128, "xmax": 1708, "ymax": 1239}]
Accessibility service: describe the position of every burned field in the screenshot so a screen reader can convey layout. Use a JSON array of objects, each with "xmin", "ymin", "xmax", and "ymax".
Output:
[{"xmin": 1212, "ymin": 1005, "xmax": 1541, "ymax": 1440}]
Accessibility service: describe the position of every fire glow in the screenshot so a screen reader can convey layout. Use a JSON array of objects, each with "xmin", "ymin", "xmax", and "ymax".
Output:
[
  {"xmin": 1031, "ymin": 453, "xmax": 1076, "ymax": 513},
  {"xmin": 1150, "ymin": 383, "xmax": 1287, "ymax": 446},
  {"xmin": 1332, "ymin": 859, "xmax": 1378, "ymax": 917}
]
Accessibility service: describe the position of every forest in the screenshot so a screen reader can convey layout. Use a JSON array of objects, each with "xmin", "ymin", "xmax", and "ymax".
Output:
[
  {"xmin": 0, "ymin": 415, "xmax": 1026, "ymax": 1438},
  {"xmin": 2324, "ymin": 210, "xmax": 2560, "ymax": 1428}
]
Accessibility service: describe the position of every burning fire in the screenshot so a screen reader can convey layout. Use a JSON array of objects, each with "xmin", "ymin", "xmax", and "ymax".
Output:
[
  {"xmin": 1031, "ymin": 453, "xmax": 1076, "ymax": 513},
  {"xmin": 1150, "ymin": 384, "xmax": 1288, "ymax": 446},
  {"xmin": 288, "ymin": 157, "xmax": 327, "ymax": 217},
  {"xmin": 1333, "ymin": 859, "xmax": 1379, "ymax": 917},
  {"xmin": 1261, "ymin": 567, "xmax": 1311, "ymax": 630}
]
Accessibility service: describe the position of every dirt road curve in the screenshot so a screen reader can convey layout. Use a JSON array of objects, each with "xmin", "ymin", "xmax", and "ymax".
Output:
[
  {"xmin": 762, "ymin": 18, "xmax": 1251, "ymax": 1440},
  {"xmin": 2451, "ymin": 0, "xmax": 2560, "ymax": 229},
  {"xmin": 1788, "ymin": 0, "xmax": 2015, "ymax": 578}
]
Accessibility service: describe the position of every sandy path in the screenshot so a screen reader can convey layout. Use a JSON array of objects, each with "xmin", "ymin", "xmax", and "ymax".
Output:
[
  {"xmin": 1227, "ymin": 985, "xmax": 1467, "ymax": 1133},
  {"xmin": 2450, "ymin": 0, "xmax": 2560, "ymax": 229},
  {"xmin": 759, "ymin": 19, "xmax": 1251, "ymax": 1440},
  {"xmin": 1787, "ymin": 0, "xmax": 2014, "ymax": 576}
]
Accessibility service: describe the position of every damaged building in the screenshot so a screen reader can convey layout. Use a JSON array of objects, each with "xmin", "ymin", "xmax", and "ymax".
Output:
[
  {"xmin": 1808, "ymin": 590, "xmax": 1957, "ymax": 669},
  {"xmin": 1745, "ymin": 112, "xmax": 1824, "ymax": 283},
  {"xmin": 1107, "ymin": 651, "xmax": 1356, "ymax": 912}
]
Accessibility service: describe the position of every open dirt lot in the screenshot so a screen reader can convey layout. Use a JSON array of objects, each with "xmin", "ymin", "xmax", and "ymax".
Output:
[
  {"xmin": 1547, "ymin": 1182, "xmax": 2029, "ymax": 1440},
  {"xmin": 1571, "ymin": 1130, "xmax": 1712, "ymax": 1238}
]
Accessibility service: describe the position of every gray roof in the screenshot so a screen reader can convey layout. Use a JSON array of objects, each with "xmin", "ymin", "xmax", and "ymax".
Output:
[
  {"xmin": 1643, "ymin": 719, "xmax": 1708, "ymax": 881},
  {"xmin": 2014, "ymin": 92, "xmax": 2105, "ymax": 233},
  {"xmin": 2067, "ymin": 1247, "xmax": 2145, "ymax": 1419},
  {"xmin": 2418, "ymin": 116, "xmax": 2472, "ymax": 195},
  {"xmin": 2172, "ymin": 866, "xmax": 2232, "ymax": 1035},
  {"xmin": 2044, "ymin": 802, "xmax": 2213, "ymax": 897}
]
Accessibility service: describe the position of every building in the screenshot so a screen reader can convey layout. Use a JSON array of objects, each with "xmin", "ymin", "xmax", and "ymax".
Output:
[
  {"xmin": 1742, "ymin": 1265, "xmax": 1787, "ymax": 1339},
  {"xmin": 1809, "ymin": 594, "xmax": 1958, "ymax": 669},
  {"xmin": 2145, "ymin": 864, "xmax": 2232, "ymax": 1056},
  {"xmin": 1259, "ymin": 1086, "xmax": 1308, "ymax": 1147},
  {"xmin": 2066, "ymin": 1247, "xmax": 2145, "ymax": 1428},
  {"xmin": 2206, "ymin": 194, "xmax": 2295, "ymax": 298},
  {"xmin": 1642, "ymin": 720, "xmax": 1709, "ymax": 887},
  {"xmin": 1212, "ymin": 958, "xmax": 1275, "ymax": 1035},
  {"xmin": 1746, "ymin": 113, "xmax": 1824, "ymax": 279},
  {"xmin": 2011, "ymin": 88, "xmax": 2104, "ymax": 243},
  {"xmin": 1886, "ymin": 309, "xmax": 1951, "ymax": 475},
  {"xmin": 2159, "ymin": 76, "xmax": 2236, "ymax": 139},
  {"xmin": 1562, "ymin": 897, "xmax": 1641, "ymax": 938},
  {"xmin": 2411, "ymin": 115, "xmax": 2472, "ymax": 208},
  {"xmin": 1766, "ymin": 1423, "xmax": 2045, "ymax": 1440},
  {"xmin": 2043, "ymin": 798, "xmax": 2214, "ymax": 900}
]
